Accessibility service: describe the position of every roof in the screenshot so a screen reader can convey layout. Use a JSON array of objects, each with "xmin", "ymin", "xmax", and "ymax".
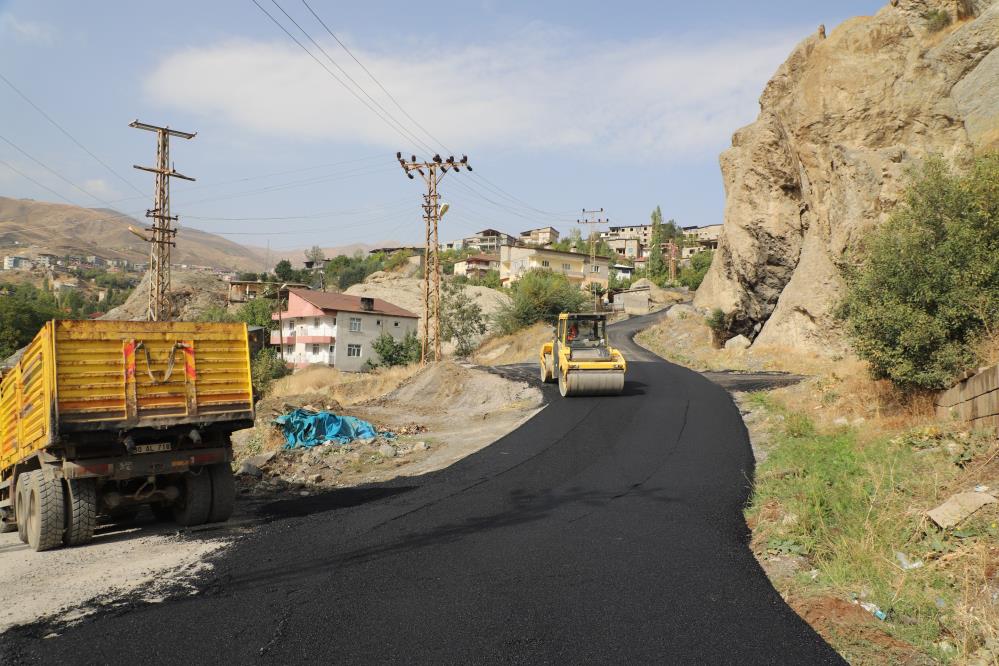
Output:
[
  {"xmin": 520, "ymin": 226, "xmax": 558, "ymax": 234},
  {"xmin": 458, "ymin": 253, "xmax": 499, "ymax": 263},
  {"xmin": 290, "ymin": 289, "xmax": 419, "ymax": 319},
  {"xmin": 509, "ymin": 245, "xmax": 611, "ymax": 262}
]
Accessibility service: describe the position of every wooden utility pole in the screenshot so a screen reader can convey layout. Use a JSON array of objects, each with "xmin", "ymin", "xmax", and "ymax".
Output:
[
  {"xmin": 129, "ymin": 120, "xmax": 196, "ymax": 321},
  {"xmin": 576, "ymin": 208, "xmax": 608, "ymax": 312},
  {"xmin": 666, "ymin": 239, "xmax": 678, "ymax": 283},
  {"xmin": 397, "ymin": 153, "xmax": 471, "ymax": 364}
]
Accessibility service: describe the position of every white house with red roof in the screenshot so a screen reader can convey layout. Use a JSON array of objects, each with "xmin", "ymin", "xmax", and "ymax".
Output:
[{"xmin": 271, "ymin": 289, "xmax": 419, "ymax": 371}]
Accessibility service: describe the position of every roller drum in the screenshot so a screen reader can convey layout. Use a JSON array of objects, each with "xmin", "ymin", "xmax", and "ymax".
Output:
[{"xmin": 559, "ymin": 370, "xmax": 625, "ymax": 397}]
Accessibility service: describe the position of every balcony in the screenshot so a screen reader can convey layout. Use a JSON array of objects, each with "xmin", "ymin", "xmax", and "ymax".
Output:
[{"xmin": 270, "ymin": 332, "xmax": 335, "ymax": 345}]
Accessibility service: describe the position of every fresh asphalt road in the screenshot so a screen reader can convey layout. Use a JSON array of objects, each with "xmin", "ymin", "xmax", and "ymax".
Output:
[{"xmin": 2, "ymin": 311, "xmax": 843, "ymax": 664}]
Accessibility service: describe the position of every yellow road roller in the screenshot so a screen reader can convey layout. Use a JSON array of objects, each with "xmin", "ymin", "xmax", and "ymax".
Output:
[{"xmin": 539, "ymin": 313, "xmax": 626, "ymax": 397}]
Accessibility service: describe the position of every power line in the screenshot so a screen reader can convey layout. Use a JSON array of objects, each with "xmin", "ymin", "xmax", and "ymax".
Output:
[
  {"xmin": 0, "ymin": 158, "xmax": 75, "ymax": 204},
  {"xmin": 0, "ymin": 70, "xmax": 147, "ymax": 198},
  {"xmin": 0, "ymin": 132, "xmax": 117, "ymax": 206},
  {"xmin": 250, "ymin": 0, "xmax": 431, "ymax": 155}
]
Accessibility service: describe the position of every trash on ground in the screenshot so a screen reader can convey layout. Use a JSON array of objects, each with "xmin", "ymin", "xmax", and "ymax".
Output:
[
  {"xmin": 274, "ymin": 408, "xmax": 394, "ymax": 449},
  {"xmin": 974, "ymin": 484, "xmax": 989, "ymax": 493},
  {"xmin": 926, "ymin": 491, "xmax": 998, "ymax": 529},
  {"xmin": 859, "ymin": 602, "xmax": 887, "ymax": 621},
  {"xmin": 894, "ymin": 551, "xmax": 924, "ymax": 570}
]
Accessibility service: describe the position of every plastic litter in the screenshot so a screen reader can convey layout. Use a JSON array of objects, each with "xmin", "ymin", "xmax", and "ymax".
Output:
[
  {"xmin": 274, "ymin": 409, "xmax": 393, "ymax": 449},
  {"xmin": 894, "ymin": 551, "xmax": 924, "ymax": 570},
  {"xmin": 975, "ymin": 484, "xmax": 989, "ymax": 493},
  {"xmin": 860, "ymin": 602, "xmax": 887, "ymax": 621}
]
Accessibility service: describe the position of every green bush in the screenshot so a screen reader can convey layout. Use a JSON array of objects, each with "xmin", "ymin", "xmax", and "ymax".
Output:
[
  {"xmin": 679, "ymin": 250, "xmax": 713, "ymax": 290},
  {"xmin": 923, "ymin": 9, "xmax": 951, "ymax": 33},
  {"xmin": 440, "ymin": 281, "xmax": 486, "ymax": 357},
  {"xmin": 371, "ymin": 331, "xmax": 421, "ymax": 367},
  {"xmin": 493, "ymin": 269, "xmax": 587, "ymax": 335},
  {"xmin": 841, "ymin": 154, "xmax": 999, "ymax": 390},
  {"xmin": 705, "ymin": 307, "xmax": 727, "ymax": 333},
  {"xmin": 250, "ymin": 348, "xmax": 290, "ymax": 396}
]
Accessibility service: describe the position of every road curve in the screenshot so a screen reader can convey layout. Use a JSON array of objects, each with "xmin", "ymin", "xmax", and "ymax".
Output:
[{"xmin": 2, "ymin": 312, "xmax": 843, "ymax": 664}]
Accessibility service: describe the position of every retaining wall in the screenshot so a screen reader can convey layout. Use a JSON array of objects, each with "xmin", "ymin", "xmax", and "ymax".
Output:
[{"xmin": 936, "ymin": 365, "xmax": 999, "ymax": 432}]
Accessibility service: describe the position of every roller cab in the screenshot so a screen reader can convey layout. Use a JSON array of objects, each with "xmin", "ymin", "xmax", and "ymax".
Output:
[{"xmin": 539, "ymin": 313, "xmax": 626, "ymax": 397}]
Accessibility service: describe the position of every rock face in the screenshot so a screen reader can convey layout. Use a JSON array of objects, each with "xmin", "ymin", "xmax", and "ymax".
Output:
[{"xmin": 694, "ymin": 0, "xmax": 999, "ymax": 352}]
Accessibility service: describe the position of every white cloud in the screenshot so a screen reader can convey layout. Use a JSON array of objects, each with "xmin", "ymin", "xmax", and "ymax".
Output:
[
  {"xmin": 0, "ymin": 13, "xmax": 57, "ymax": 45},
  {"xmin": 144, "ymin": 26, "xmax": 803, "ymax": 161},
  {"xmin": 83, "ymin": 178, "xmax": 119, "ymax": 201}
]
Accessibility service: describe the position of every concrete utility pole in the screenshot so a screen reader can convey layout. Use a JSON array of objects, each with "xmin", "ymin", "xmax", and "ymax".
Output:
[
  {"xmin": 576, "ymin": 208, "xmax": 608, "ymax": 312},
  {"xmin": 396, "ymin": 152, "xmax": 471, "ymax": 364},
  {"xmin": 129, "ymin": 120, "xmax": 196, "ymax": 321},
  {"xmin": 666, "ymin": 239, "xmax": 678, "ymax": 284}
]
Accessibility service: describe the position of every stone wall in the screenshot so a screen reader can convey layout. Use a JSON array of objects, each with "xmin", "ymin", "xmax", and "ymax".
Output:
[{"xmin": 936, "ymin": 365, "xmax": 999, "ymax": 432}]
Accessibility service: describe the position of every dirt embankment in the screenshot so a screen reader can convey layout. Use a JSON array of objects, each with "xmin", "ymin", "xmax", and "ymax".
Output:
[
  {"xmin": 233, "ymin": 360, "xmax": 544, "ymax": 493},
  {"xmin": 102, "ymin": 269, "xmax": 229, "ymax": 321}
]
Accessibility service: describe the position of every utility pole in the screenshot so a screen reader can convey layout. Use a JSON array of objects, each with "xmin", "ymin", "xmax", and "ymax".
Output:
[
  {"xmin": 666, "ymin": 239, "xmax": 678, "ymax": 283},
  {"xmin": 128, "ymin": 120, "xmax": 196, "ymax": 321},
  {"xmin": 397, "ymin": 152, "xmax": 471, "ymax": 364},
  {"xmin": 576, "ymin": 208, "xmax": 608, "ymax": 312}
]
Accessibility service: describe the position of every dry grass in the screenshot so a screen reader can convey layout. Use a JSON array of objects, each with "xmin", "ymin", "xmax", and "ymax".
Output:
[
  {"xmin": 268, "ymin": 363, "xmax": 422, "ymax": 407},
  {"xmin": 472, "ymin": 322, "xmax": 550, "ymax": 366}
]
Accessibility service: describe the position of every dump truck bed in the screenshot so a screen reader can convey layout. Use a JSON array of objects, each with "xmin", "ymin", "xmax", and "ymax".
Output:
[{"xmin": 0, "ymin": 320, "xmax": 253, "ymax": 471}]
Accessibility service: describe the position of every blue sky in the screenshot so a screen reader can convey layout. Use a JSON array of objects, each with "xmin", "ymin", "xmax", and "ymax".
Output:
[{"xmin": 0, "ymin": 0, "xmax": 882, "ymax": 256}]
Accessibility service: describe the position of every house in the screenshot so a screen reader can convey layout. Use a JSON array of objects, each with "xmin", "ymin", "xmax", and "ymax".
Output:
[
  {"xmin": 459, "ymin": 229, "xmax": 518, "ymax": 253},
  {"xmin": 227, "ymin": 280, "xmax": 308, "ymax": 304},
  {"xmin": 271, "ymin": 290, "xmax": 419, "ymax": 371},
  {"xmin": 85, "ymin": 255, "xmax": 107, "ymax": 267},
  {"xmin": 453, "ymin": 254, "xmax": 499, "ymax": 279},
  {"xmin": 499, "ymin": 246, "xmax": 610, "ymax": 291},
  {"xmin": 519, "ymin": 227, "xmax": 560, "ymax": 246},
  {"xmin": 35, "ymin": 253, "xmax": 59, "ymax": 268},
  {"xmin": 611, "ymin": 263, "xmax": 634, "ymax": 280},
  {"xmin": 605, "ymin": 236, "xmax": 642, "ymax": 261},
  {"xmin": 682, "ymin": 224, "xmax": 722, "ymax": 250},
  {"xmin": 2, "ymin": 256, "xmax": 32, "ymax": 270}
]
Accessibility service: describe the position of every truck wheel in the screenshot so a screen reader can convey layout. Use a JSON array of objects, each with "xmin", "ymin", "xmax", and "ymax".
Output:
[
  {"xmin": 63, "ymin": 478, "xmax": 97, "ymax": 546},
  {"xmin": 173, "ymin": 467, "xmax": 212, "ymax": 527},
  {"xmin": 207, "ymin": 463, "xmax": 235, "ymax": 523},
  {"xmin": 26, "ymin": 471, "xmax": 65, "ymax": 552},
  {"xmin": 15, "ymin": 474, "xmax": 30, "ymax": 543}
]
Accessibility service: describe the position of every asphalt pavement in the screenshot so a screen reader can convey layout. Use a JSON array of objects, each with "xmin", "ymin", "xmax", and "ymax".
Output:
[{"xmin": 1, "ymin": 310, "xmax": 843, "ymax": 664}]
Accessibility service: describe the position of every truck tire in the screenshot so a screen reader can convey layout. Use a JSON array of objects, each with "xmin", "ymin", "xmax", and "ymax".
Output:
[
  {"xmin": 26, "ymin": 471, "xmax": 65, "ymax": 552},
  {"xmin": 15, "ymin": 473, "xmax": 30, "ymax": 543},
  {"xmin": 173, "ymin": 467, "xmax": 212, "ymax": 527},
  {"xmin": 207, "ymin": 463, "xmax": 235, "ymax": 524},
  {"xmin": 63, "ymin": 478, "xmax": 97, "ymax": 547}
]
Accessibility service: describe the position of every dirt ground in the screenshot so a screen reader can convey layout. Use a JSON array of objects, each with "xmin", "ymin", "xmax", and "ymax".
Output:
[
  {"xmin": 0, "ymin": 520, "xmax": 228, "ymax": 633},
  {"xmin": 0, "ymin": 360, "xmax": 542, "ymax": 634},
  {"xmin": 233, "ymin": 361, "xmax": 544, "ymax": 494}
]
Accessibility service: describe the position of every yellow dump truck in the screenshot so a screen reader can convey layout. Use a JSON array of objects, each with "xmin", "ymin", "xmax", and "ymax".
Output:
[
  {"xmin": 0, "ymin": 320, "xmax": 254, "ymax": 551},
  {"xmin": 539, "ymin": 313, "xmax": 626, "ymax": 397}
]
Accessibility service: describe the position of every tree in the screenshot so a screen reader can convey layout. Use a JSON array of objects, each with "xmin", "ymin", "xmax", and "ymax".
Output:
[
  {"xmin": 237, "ymin": 298, "xmax": 277, "ymax": 328},
  {"xmin": 250, "ymin": 348, "xmax": 290, "ymax": 396},
  {"xmin": 0, "ymin": 284, "xmax": 63, "ymax": 359},
  {"xmin": 841, "ymin": 154, "xmax": 999, "ymax": 390},
  {"xmin": 647, "ymin": 206, "xmax": 666, "ymax": 282},
  {"xmin": 441, "ymin": 281, "xmax": 487, "ymax": 357},
  {"xmin": 304, "ymin": 245, "xmax": 325, "ymax": 267},
  {"xmin": 494, "ymin": 269, "xmax": 587, "ymax": 335},
  {"xmin": 678, "ymin": 250, "xmax": 713, "ymax": 290},
  {"xmin": 371, "ymin": 331, "xmax": 421, "ymax": 367},
  {"xmin": 274, "ymin": 259, "xmax": 296, "ymax": 282}
]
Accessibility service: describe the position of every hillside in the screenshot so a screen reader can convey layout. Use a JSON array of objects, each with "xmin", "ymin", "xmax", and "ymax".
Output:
[
  {"xmin": 0, "ymin": 196, "xmax": 267, "ymax": 271},
  {"xmin": 694, "ymin": 0, "xmax": 999, "ymax": 351}
]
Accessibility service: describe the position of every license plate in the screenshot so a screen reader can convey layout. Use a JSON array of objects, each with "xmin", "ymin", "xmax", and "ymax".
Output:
[{"xmin": 135, "ymin": 442, "xmax": 171, "ymax": 454}]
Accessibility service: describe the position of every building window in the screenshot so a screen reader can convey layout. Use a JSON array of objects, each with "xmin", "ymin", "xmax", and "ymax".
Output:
[
  {"xmin": 314, "ymin": 318, "xmax": 320, "ymax": 328},
  {"xmin": 333, "ymin": 317, "xmax": 336, "ymax": 326},
  {"xmin": 562, "ymin": 263, "xmax": 571, "ymax": 271},
  {"xmin": 376, "ymin": 319, "xmax": 381, "ymax": 326},
  {"xmin": 393, "ymin": 321, "xmax": 399, "ymax": 327},
  {"xmin": 349, "ymin": 317, "xmax": 361, "ymax": 332},
  {"xmin": 591, "ymin": 265, "xmax": 601, "ymax": 273},
  {"xmin": 347, "ymin": 344, "xmax": 361, "ymax": 357},
  {"xmin": 541, "ymin": 260, "xmax": 550, "ymax": 267},
  {"xmin": 312, "ymin": 345, "xmax": 319, "ymax": 354},
  {"xmin": 285, "ymin": 346, "xmax": 292, "ymax": 355}
]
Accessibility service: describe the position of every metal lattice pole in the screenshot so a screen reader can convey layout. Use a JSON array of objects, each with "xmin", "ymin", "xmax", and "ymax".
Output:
[
  {"xmin": 397, "ymin": 153, "xmax": 471, "ymax": 363},
  {"xmin": 577, "ymin": 208, "xmax": 608, "ymax": 312},
  {"xmin": 129, "ymin": 120, "xmax": 196, "ymax": 321}
]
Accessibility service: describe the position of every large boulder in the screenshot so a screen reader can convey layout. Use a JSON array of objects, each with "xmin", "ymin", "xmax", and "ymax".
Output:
[{"xmin": 694, "ymin": 0, "xmax": 999, "ymax": 353}]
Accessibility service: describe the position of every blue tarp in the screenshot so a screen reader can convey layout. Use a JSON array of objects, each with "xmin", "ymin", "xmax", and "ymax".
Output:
[{"xmin": 273, "ymin": 409, "xmax": 391, "ymax": 449}]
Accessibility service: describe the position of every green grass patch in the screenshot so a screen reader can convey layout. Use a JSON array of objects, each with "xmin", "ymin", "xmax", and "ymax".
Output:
[{"xmin": 746, "ymin": 400, "xmax": 999, "ymax": 661}]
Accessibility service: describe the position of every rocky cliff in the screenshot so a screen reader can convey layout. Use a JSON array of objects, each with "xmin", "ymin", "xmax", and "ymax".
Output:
[{"xmin": 694, "ymin": 0, "xmax": 999, "ymax": 351}]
